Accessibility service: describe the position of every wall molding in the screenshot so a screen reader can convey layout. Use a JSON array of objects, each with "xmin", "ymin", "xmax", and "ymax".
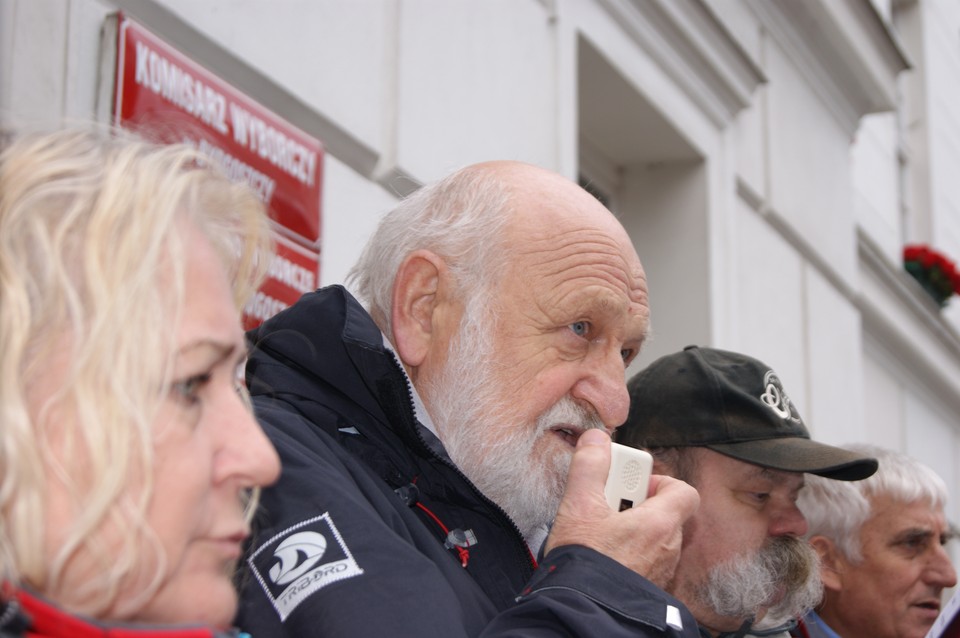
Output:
[
  {"xmin": 597, "ymin": 0, "xmax": 766, "ymax": 127},
  {"xmin": 747, "ymin": 0, "xmax": 910, "ymax": 134}
]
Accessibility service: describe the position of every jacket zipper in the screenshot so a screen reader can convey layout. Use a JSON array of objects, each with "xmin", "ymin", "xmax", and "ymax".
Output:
[{"xmin": 386, "ymin": 352, "xmax": 538, "ymax": 578}]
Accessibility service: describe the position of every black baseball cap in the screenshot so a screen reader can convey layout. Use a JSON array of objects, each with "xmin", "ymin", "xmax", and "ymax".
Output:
[{"xmin": 617, "ymin": 345, "xmax": 877, "ymax": 481}]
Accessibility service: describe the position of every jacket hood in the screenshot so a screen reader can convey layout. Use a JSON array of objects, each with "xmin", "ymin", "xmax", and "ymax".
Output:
[{"xmin": 246, "ymin": 285, "xmax": 424, "ymax": 452}]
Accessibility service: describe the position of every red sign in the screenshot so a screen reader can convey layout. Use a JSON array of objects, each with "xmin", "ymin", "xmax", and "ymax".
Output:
[
  {"xmin": 244, "ymin": 232, "xmax": 320, "ymax": 330},
  {"xmin": 113, "ymin": 15, "xmax": 324, "ymax": 245}
]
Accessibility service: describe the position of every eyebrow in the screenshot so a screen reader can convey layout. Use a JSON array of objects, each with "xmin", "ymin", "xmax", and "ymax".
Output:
[
  {"xmin": 892, "ymin": 527, "xmax": 935, "ymax": 543},
  {"xmin": 178, "ymin": 339, "xmax": 243, "ymax": 366},
  {"xmin": 890, "ymin": 526, "xmax": 959, "ymax": 548},
  {"xmin": 751, "ymin": 466, "xmax": 803, "ymax": 487},
  {"xmin": 944, "ymin": 526, "xmax": 959, "ymax": 544}
]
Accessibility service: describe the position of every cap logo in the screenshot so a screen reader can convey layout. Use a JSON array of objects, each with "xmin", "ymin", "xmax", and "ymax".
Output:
[{"xmin": 759, "ymin": 370, "xmax": 801, "ymax": 423}]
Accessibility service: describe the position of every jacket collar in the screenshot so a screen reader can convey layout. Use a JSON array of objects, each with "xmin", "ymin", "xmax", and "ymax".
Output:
[
  {"xmin": 2, "ymin": 589, "xmax": 244, "ymax": 638},
  {"xmin": 247, "ymin": 285, "xmax": 435, "ymax": 456}
]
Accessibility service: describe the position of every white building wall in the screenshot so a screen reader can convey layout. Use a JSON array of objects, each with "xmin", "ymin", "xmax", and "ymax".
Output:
[
  {"xmin": 731, "ymin": 196, "xmax": 807, "ymax": 398},
  {"xmin": 806, "ymin": 266, "xmax": 866, "ymax": 446},
  {"xmin": 394, "ymin": 1, "xmax": 561, "ymax": 177},
  {"xmin": 863, "ymin": 340, "xmax": 908, "ymax": 449},
  {"xmin": 3, "ymin": 0, "xmax": 960, "ymax": 528},
  {"xmin": 157, "ymin": 0, "xmax": 394, "ymax": 173},
  {"xmin": 320, "ymin": 154, "xmax": 398, "ymax": 287},
  {"xmin": 922, "ymin": 0, "xmax": 960, "ymax": 256},
  {"xmin": 852, "ymin": 113, "xmax": 901, "ymax": 257},
  {"xmin": 764, "ymin": 42, "xmax": 859, "ymax": 291},
  {"xmin": 850, "ymin": 0, "xmax": 960, "ymax": 531}
]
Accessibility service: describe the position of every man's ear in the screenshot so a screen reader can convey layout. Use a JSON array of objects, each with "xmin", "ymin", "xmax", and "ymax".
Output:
[
  {"xmin": 810, "ymin": 535, "xmax": 844, "ymax": 592},
  {"xmin": 391, "ymin": 250, "xmax": 447, "ymax": 368}
]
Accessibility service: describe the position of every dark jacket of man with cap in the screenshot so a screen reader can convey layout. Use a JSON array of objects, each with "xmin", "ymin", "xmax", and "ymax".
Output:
[{"xmin": 616, "ymin": 345, "xmax": 878, "ymax": 638}]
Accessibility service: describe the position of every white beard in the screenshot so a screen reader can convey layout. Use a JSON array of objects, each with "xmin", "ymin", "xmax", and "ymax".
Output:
[
  {"xmin": 420, "ymin": 306, "xmax": 604, "ymax": 541},
  {"xmin": 697, "ymin": 535, "xmax": 823, "ymax": 631}
]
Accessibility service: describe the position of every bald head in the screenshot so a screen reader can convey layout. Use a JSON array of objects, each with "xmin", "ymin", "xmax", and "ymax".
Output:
[
  {"xmin": 348, "ymin": 160, "xmax": 645, "ymax": 332},
  {"xmin": 497, "ymin": 164, "xmax": 646, "ymax": 312},
  {"xmin": 456, "ymin": 160, "xmax": 630, "ymax": 238}
]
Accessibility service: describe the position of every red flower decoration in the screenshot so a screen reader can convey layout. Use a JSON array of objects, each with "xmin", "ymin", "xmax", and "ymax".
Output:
[{"xmin": 903, "ymin": 244, "xmax": 960, "ymax": 306}]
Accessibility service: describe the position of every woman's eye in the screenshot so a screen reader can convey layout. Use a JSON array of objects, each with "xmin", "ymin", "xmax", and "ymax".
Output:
[
  {"xmin": 172, "ymin": 373, "xmax": 211, "ymax": 405},
  {"xmin": 570, "ymin": 321, "xmax": 589, "ymax": 337}
]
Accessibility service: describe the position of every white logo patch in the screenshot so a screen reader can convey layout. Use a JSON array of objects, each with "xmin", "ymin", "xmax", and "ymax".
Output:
[
  {"xmin": 249, "ymin": 513, "xmax": 363, "ymax": 621},
  {"xmin": 759, "ymin": 370, "xmax": 801, "ymax": 422},
  {"xmin": 269, "ymin": 531, "xmax": 328, "ymax": 585}
]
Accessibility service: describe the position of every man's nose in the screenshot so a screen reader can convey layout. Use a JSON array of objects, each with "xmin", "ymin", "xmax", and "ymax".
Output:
[
  {"xmin": 769, "ymin": 502, "xmax": 808, "ymax": 538},
  {"xmin": 926, "ymin": 544, "xmax": 958, "ymax": 589},
  {"xmin": 570, "ymin": 348, "xmax": 630, "ymax": 429}
]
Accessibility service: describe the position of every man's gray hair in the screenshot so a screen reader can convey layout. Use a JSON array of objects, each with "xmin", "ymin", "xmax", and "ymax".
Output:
[
  {"xmin": 797, "ymin": 443, "xmax": 948, "ymax": 562},
  {"xmin": 346, "ymin": 165, "xmax": 513, "ymax": 334}
]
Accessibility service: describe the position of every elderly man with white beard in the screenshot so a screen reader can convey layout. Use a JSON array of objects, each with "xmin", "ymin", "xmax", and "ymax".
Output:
[
  {"xmin": 235, "ymin": 161, "xmax": 702, "ymax": 638},
  {"xmin": 615, "ymin": 346, "xmax": 879, "ymax": 638}
]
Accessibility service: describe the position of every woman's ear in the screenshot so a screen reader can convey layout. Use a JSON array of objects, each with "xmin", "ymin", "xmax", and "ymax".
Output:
[
  {"xmin": 810, "ymin": 535, "xmax": 844, "ymax": 592},
  {"xmin": 390, "ymin": 250, "xmax": 446, "ymax": 368}
]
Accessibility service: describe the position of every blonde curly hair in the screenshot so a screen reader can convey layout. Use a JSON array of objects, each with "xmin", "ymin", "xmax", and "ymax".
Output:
[{"xmin": 0, "ymin": 126, "xmax": 272, "ymax": 615}]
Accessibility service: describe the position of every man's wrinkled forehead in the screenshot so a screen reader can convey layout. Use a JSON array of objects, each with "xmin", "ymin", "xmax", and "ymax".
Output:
[
  {"xmin": 495, "ymin": 163, "xmax": 649, "ymax": 299},
  {"xmin": 626, "ymin": 257, "xmax": 650, "ymax": 311},
  {"xmin": 510, "ymin": 220, "xmax": 647, "ymax": 300},
  {"xmin": 504, "ymin": 189, "xmax": 644, "ymax": 265}
]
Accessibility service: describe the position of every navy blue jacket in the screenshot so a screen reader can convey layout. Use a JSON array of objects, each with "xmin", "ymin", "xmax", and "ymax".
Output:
[{"xmin": 235, "ymin": 285, "xmax": 700, "ymax": 637}]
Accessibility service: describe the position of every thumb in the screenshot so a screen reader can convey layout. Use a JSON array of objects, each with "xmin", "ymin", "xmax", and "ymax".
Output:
[
  {"xmin": 544, "ymin": 429, "xmax": 614, "ymax": 556},
  {"xmin": 563, "ymin": 429, "xmax": 611, "ymax": 503}
]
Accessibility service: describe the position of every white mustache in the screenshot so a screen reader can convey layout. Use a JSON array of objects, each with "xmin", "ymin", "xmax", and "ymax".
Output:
[{"xmin": 536, "ymin": 397, "xmax": 607, "ymax": 436}]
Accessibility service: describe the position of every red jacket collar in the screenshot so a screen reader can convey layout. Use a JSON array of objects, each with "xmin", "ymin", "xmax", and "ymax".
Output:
[{"xmin": 6, "ymin": 590, "xmax": 244, "ymax": 638}]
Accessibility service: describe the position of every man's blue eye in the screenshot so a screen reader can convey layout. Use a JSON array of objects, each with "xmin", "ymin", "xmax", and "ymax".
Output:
[{"xmin": 570, "ymin": 321, "xmax": 588, "ymax": 337}]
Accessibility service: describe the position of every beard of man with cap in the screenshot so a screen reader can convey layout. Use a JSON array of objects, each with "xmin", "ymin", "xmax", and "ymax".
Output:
[
  {"xmin": 699, "ymin": 536, "xmax": 823, "ymax": 630},
  {"xmin": 616, "ymin": 345, "xmax": 878, "ymax": 637},
  {"xmin": 686, "ymin": 478, "xmax": 825, "ymax": 632},
  {"xmin": 647, "ymin": 445, "xmax": 824, "ymax": 635}
]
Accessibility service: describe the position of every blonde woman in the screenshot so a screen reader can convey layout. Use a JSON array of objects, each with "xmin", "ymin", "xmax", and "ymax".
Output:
[{"xmin": 0, "ymin": 128, "xmax": 280, "ymax": 636}]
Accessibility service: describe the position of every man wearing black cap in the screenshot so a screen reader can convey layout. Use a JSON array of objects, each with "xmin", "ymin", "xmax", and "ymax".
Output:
[{"xmin": 616, "ymin": 346, "xmax": 878, "ymax": 638}]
